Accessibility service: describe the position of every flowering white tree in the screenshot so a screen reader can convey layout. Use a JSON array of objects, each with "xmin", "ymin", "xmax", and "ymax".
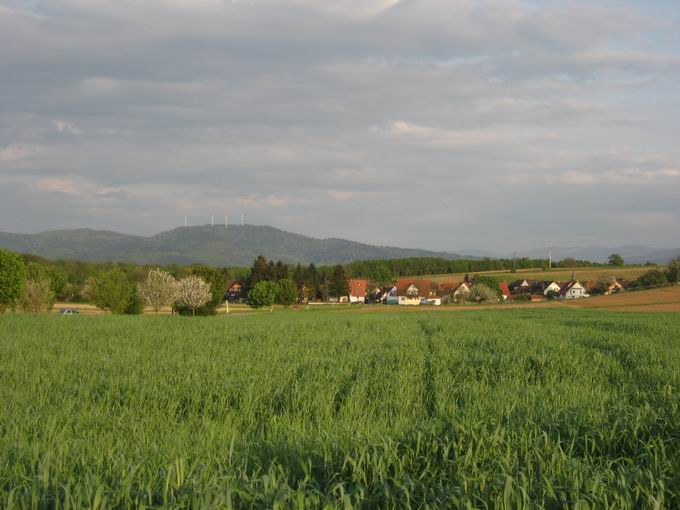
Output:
[
  {"xmin": 175, "ymin": 275, "xmax": 212, "ymax": 316},
  {"xmin": 137, "ymin": 269, "xmax": 179, "ymax": 313},
  {"xmin": 21, "ymin": 278, "xmax": 55, "ymax": 313}
]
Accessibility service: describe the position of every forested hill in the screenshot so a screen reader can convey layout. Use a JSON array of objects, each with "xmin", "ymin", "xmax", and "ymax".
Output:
[{"xmin": 0, "ymin": 225, "xmax": 471, "ymax": 266}]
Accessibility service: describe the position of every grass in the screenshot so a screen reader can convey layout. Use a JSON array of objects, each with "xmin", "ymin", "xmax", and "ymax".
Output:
[{"xmin": 1, "ymin": 309, "xmax": 680, "ymax": 508}]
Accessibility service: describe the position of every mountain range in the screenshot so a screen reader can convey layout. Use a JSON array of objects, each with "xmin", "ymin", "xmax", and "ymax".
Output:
[
  {"xmin": 0, "ymin": 225, "xmax": 471, "ymax": 267},
  {"xmin": 0, "ymin": 225, "xmax": 677, "ymax": 266}
]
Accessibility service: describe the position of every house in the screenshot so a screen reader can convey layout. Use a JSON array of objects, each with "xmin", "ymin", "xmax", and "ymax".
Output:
[
  {"xmin": 348, "ymin": 279, "xmax": 367, "ymax": 303},
  {"xmin": 499, "ymin": 282, "xmax": 512, "ymax": 301},
  {"xmin": 543, "ymin": 281, "xmax": 561, "ymax": 296},
  {"xmin": 452, "ymin": 282, "xmax": 472, "ymax": 301},
  {"xmin": 225, "ymin": 280, "xmax": 245, "ymax": 301},
  {"xmin": 384, "ymin": 286, "xmax": 399, "ymax": 305},
  {"xmin": 560, "ymin": 280, "xmax": 589, "ymax": 299},
  {"xmin": 395, "ymin": 278, "xmax": 442, "ymax": 305}
]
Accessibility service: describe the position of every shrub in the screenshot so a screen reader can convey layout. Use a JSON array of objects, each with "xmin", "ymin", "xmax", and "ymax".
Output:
[
  {"xmin": 21, "ymin": 278, "xmax": 55, "ymax": 313},
  {"xmin": 468, "ymin": 284, "xmax": 500, "ymax": 303},
  {"xmin": 248, "ymin": 281, "xmax": 279, "ymax": 309},
  {"xmin": 277, "ymin": 279, "xmax": 297, "ymax": 306},
  {"xmin": 632, "ymin": 269, "xmax": 668, "ymax": 289},
  {"xmin": 87, "ymin": 269, "xmax": 135, "ymax": 314}
]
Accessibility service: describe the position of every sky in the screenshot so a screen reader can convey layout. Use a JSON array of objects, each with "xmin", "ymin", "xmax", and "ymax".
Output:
[{"xmin": 1, "ymin": 0, "xmax": 679, "ymax": 253}]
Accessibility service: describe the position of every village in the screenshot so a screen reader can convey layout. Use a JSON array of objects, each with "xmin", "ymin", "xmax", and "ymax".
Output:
[{"xmin": 225, "ymin": 273, "xmax": 632, "ymax": 307}]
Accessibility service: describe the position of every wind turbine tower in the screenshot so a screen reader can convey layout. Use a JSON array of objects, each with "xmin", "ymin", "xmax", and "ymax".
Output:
[
  {"xmin": 211, "ymin": 214, "xmax": 214, "ymax": 227},
  {"xmin": 241, "ymin": 213, "xmax": 244, "ymax": 226},
  {"xmin": 184, "ymin": 216, "xmax": 188, "ymax": 227},
  {"xmin": 225, "ymin": 213, "xmax": 228, "ymax": 230},
  {"xmin": 548, "ymin": 244, "xmax": 553, "ymax": 270}
]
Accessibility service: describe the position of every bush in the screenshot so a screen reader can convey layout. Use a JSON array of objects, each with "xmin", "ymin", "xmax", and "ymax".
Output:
[
  {"xmin": 667, "ymin": 258, "xmax": 680, "ymax": 283},
  {"xmin": 467, "ymin": 284, "xmax": 500, "ymax": 303},
  {"xmin": 248, "ymin": 281, "xmax": 279, "ymax": 309},
  {"xmin": 21, "ymin": 278, "xmax": 55, "ymax": 313},
  {"xmin": 632, "ymin": 270, "xmax": 668, "ymax": 289},
  {"xmin": 87, "ymin": 269, "xmax": 135, "ymax": 314},
  {"xmin": 0, "ymin": 249, "xmax": 26, "ymax": 312},
  {"xmin": 277, "ymin": 279, "xmax": 297, "ymax": 306}
]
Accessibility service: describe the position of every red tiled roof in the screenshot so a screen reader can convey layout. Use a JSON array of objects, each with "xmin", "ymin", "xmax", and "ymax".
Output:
[{"xmin": 349, "ymin": 279, "xmax": 367, "ymax": 298}]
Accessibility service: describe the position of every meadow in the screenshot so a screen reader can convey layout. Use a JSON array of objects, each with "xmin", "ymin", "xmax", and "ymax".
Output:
[{"xmin": 1, "ymin": 309, "xmax": 679, "ymax": 508}]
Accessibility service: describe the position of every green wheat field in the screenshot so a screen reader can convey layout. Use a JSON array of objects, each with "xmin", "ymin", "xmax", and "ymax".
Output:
[{"xmin": 1, "ymin": 310, "xmax": 679, "ymax": 509}]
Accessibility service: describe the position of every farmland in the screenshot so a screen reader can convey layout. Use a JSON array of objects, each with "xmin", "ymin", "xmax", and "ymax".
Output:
[
  {"xmin": 432, "ymin": 265, "xmax": 656, "ymax": 284},
  {"xmin": 2, "ymin": 309, "xmax": 680, "ymax": 508}
]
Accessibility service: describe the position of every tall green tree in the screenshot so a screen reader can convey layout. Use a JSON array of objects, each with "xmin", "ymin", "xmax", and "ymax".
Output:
[
  {"xmin": 608, "ymin": 254, "xmax": 624, "ymax": 266},
  {"xmin": 248, "ymin": 256, "xmax": 271, "ymax": 288},
  {"xmin": 248, "ymin": 281, "xmax": 278, "ymax": 309},
  {"xmin": 0, "ymin": 249, "xmax": 26, "ymax": 312},
  {"xmin": 274, "ymin": 260, "xmax": 289, "ymax": 281},
  {"xmin": 88, "ymin": 269, "xmax": 134, "ymax": 314},
  {"xmin": 277, "ymin": 279, "xmax": 297, "ymax": 306},
  {"xmin": 329, "ymin": 264, "xmax": 349, "ymax": 298}
]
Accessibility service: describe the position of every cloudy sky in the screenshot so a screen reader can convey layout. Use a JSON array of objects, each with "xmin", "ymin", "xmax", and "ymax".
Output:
[{"xmin": 1, "ymin": 0, "xmax": 679, "ymax": 252}]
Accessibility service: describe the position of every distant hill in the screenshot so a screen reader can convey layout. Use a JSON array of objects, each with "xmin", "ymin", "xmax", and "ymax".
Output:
[{"xmin": 0, "ymin": 225, "xmax": 473, "ymax": 266}]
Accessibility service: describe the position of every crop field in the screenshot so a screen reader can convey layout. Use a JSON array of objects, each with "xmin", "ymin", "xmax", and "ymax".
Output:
[
  {"xmin": 1, "ymin": 310, "xmax": 680, "ymax": 508},
  {"xmin": 432, "ymin": 266, "xmax": 656, "ymax": 284}
]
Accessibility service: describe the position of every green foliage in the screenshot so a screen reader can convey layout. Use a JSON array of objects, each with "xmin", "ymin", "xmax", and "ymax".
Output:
[
  {"xmin": 88, "ymin": 269, "xmax": 135, "ymax": 314},
  {"xmin": 467, "ymin": 283, "xmax": 500, "ymax": 303},
  {"xmin": 0, "ymin": 249, "xmax": 26, "ymax": 311},
  {"xmin": 21, "ymin": 277, "xmax": 55, "ymax": 313},
  {"xmin": 608, "ymin": 253, "xmax": 624, "ymax": 266},
  {"xmin": 472, "ymin": 275, "xmax": 502, "ymax": 295},
  {"xmin": 1, "ymin": 310, "xmax": 679, "ymax": 507},
  {"xmin": 632, "ymin": 269, "xmax": 668, "ymax": 289},
  {"xmin": 247, "ymin": 280, "xmax": 279, "ymax": 308},
  {"xmin": 276, "ymin": 279, "xmax": 297, "ymax": 306},
  {"xmin": 124, "ymin": 290, "xmax": 144, "ymax": 315},
  {"xmin": 667, "ymin": 258, "xmax": 680, "ymax": 283},
  {"xmin": 329, "ymin": 264, "xmax": 349, "ymax": 298},
  {"xmin": 190, "ymin": 264, "xmax": 229, "ymax": 311}
]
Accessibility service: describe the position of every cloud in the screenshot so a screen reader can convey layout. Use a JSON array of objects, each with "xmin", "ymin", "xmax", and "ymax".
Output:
[{"xmin": 0, "ymin": 0, "xmax": 679, "ymax": 250}]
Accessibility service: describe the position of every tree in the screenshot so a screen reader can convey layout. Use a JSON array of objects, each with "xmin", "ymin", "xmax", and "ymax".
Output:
[
  {"xmin": 88, "ymin": 269, "xmax": 135, "ymax": 314},
  {"xmin": 175, "ymin": 276, "xmax": 212, "ymax": 316},
  {"xmin": 248, "ymin": 256, "xmax": 272, "ymax": 288},
  {"xmin": 277, "ymin": 279, "xmax": 297, "ymax": 306},
  {"xmin": 137, "ymin": 269, "xmax": 178, "ymax": 312},
  {"xmin": 632, "ymin": 269, "xmax": 667, "ymax": 289},
  {"xmin": 329, "ymin": 264, "xmax": 349, "ymax": 298},
  {"xmin": 190, "ymin": 264, "xmax": 229, "ymax": 313},
  {"xmin": 248, "ymin": 281, "xmax": 278, "ymax": 309},
  {"xmin": 21, "ymin": 278, "xmax": 55, "ymax": 313},
  {"xmin": 608, "ymin": 254, "xmax": 624, "ymax": 266},
  {"xmin": 667, "ymin": 258, "xmax": 680, "ymax": 283},
  {"xmin": 472, "ymin": 275, "xmax": 502, "ymax": 296},
  {"xmin": 0, "ymin": 249, "xmax": 27, "ymax": 312},
  {"xmin": 467, "ymin": 284, "xmax": 500, "ymax": 303},
  {"xmin": 274, "ymin": 260, "xmax": 289, "ymax": 281}
]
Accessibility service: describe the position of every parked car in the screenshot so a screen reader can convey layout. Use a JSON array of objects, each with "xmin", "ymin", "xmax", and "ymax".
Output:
[{"xmin": 59, "ymin": 308, "xmax": 80, "ymax": 315}]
